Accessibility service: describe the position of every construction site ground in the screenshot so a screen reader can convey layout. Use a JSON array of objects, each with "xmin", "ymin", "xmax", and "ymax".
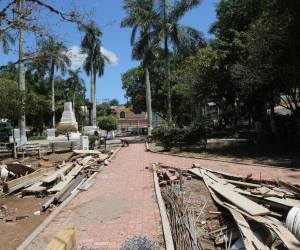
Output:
[
  {"xmin": 0, "ymin": 152, "xmax": 76, "ymax": 250},
  {"xmin": 148, "ymin": 141, "xmax": 300, "ymax": 169},
  {"xmin": 19, "ymin": 143, "xmax": 300, "ymax": 249}
]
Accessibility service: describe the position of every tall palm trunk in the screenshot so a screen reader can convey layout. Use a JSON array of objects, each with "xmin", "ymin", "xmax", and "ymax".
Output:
[
  {"xmin": 49, "ymin": 60, "xmax": 55, "ymax": 128},
  {"xmin": 18, "ymin": 0, "xmax": 26, "ymax": 145},
  {"xmin": 145, "ymin": 67, "xmax": 153, "ymax": 135},
  {"xmin": 72, "ymin": 92, "xmax": 76, "ymax": 114},
  {"xmin": 92, "ymin": 71, "xmax": 97, "ymax": 126},
  {"xmin": 90, "ymin": 63, "xmax": 96, "ymax": 126},
  {"xmin": 164, "ymin": 35, "xmax": 172, "ymax": 126}
]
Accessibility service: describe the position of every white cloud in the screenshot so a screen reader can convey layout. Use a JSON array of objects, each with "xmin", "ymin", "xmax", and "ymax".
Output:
[
  {"xmin": 101, "ymin": 47, "xmax": 119, "ymax": 66},
  {"xmin": 66, "ymin": 46, "xmax": 86, "ymax": 69},
  {"xmin": 66, "ymin": 45, "xmax": 119, "ymax": 69}
]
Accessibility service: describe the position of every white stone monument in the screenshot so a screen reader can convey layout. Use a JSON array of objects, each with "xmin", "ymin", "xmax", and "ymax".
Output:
[
  {"xmin": 60, "ymin": 102, "xmax": 78, "ymax": 129},
  {"xmin": 47, "ymin": 128, "xmax": 56, "ymax": 141},
  {"xmin": 57, "ymin": 102, "xmax": 81, "ymax": 140}
]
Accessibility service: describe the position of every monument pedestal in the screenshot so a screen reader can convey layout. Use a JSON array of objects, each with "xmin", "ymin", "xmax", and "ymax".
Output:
[
  {"xmin": 60, "ymin": 102, "xmax": 78, "ymax": 129},
  {"xmin": 47, "ymin": 128, "xmax": 56, "ymax": 141},
  {"xmin": 50, "ymin": 102, "xmax": 81, "ymax": 141}
]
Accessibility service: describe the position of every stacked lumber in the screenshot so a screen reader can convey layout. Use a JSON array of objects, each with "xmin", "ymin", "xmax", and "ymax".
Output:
[
  {"xmin": 1, "ymin": 150, "xmax": 110, "ymax": 207},
  {"xmin": 189, "ymin": 166, "xmax": 300, "ymax": 250}
]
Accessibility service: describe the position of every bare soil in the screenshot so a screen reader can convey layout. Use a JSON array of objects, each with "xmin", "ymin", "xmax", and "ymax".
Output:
[
  {"xmin": 149, "ymin": 142, "xmax": 300, "ymax": 168},
  {"xmin": 0, "ymin": 152, "xmax": 73, "ymax": 249},
  {"xmin": 0, "ymin": 197, "xmax": 48, "ymax": 250},
  {"xmin": 3, "ymin": 152, "xmax": 73, "ymax": 169}
]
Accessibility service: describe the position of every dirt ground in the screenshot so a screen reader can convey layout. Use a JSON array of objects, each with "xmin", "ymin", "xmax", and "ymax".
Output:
[
  {"xmin": 0, "ymin": 152, "xmax": 73, "ymax": 249},
  {"xmin": 3, "ymin": 152, "xmax": 73, "ymax": 169},
  {"xmin": 0, "ymin": 197, "xmax": 48, "ymax": 250}
]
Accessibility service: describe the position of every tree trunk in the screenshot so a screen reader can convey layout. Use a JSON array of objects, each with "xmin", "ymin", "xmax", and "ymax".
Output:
[
  {"xmin": 12, "ymin": 127, "xmax": 17, "ymax": 159},
  {"xmin": 145, "ymin": 67, "xmax": 153, "ymax": 135},
  {"xmin": 164, "ymin": 35, "xmax": 172, "ymax": 126},
  {"xmin": 49, "ymin": 60, "xmax": 55, "ymax": 128},
  {"xmin": 73, "ymin": 92, "xmax": 76, "ymax": 115},
  {"xmin": 90, "ymin": 64, "xmax": 96, "ymax": 127},
  {"xmin": 92, "ymin": 71, "xmax": 97, "ymax": 127},
  {"xmin": 18, "ymin": 0, "xmax": 26, "ymax": 146},
  {"xmin": 105, "ymin": 132, "xmax": 107, "ymax": 151}
]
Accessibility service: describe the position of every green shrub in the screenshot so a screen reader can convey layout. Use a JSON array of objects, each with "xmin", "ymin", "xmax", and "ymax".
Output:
[
  {"xmin": 98, "ymin": 115, "xmax": 117, "ymax": 132},
  {"xmin": 28, "ymin": 135, "xmax": 47, "ymax": 141},
  {"xmin": 152, "ymin": 122, "xmax": 210, "ymax": 150}
]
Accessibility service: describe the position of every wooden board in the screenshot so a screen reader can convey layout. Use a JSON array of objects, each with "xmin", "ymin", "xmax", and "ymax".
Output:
[
  {"xmin": 224, "ymin": 202, "xmax": 300, "ymax": 250},
  {"xmin": 209, "ymin": 182, "xmax": 270, "ymax": 216},
  {"xmin": 73, "ymin": 149, "xmax": 101, "ymax": 155},
  {"xmin": 188, "ymin": 168, "xmax": 203, "ymax": 178},
  {"xmin": 47, "ymin": 164, "xmax": 85, "ymax": 193},
  {"xmin": 153, "ymin": 164, "xmax": 175, "ymax": 250},
  {"xmin": 199, "ymin": 169, "xmax": 270, "ymax": 216},
  {"xmin": 225, "ymin": 179, "xmax": 261, "ymax": 188},
  {"xmin": 200, "ymin": 169, "xmax": 267, "ymax": 250},
  {"xmin": 3, "ymin": 168, "xmax": 55, "ymax": 193},
  {"xmin": 236, "ymin": 189, "xmax": 300, "ymax": 209},
  {"xmin": 22, "ymin": 182, "xmax": 46, "ymax": 194},
  {"xmin": 193, "ymin": 164, "xmax": 249, "ymax": 180},
  {"xmin": 279, "ymin": 180, "xmax": 300, "ymax": 194},
  {"xmin": 41, "ymin": 163, "xmax": 74, "ymax": 184},
  {"xmin": 227, "ymin": 207, "xmax": 269, "ymax": 250}
]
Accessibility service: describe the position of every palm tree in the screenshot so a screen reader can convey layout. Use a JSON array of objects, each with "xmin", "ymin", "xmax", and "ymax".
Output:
[
  {"xmin": 155, "ymin": 0, "xmax": 203, "ymax": 125},
  {"xmin": 80, "ymin": 22, "xmax": 109, "ymax": 126},
  {"xmin": 0, "ymin": 29, "xmax": 15, "ymax": 54},
  {"xmin": 37, "ymin": 37, "xmax": 71, "ymax": 128},
  {"xmin": 66, "ymin": 68, "xmax": 85, "ymax": 114},
  {"xmin": 121, "ymin": 0, "xmax": 157, "ymax": 135}
]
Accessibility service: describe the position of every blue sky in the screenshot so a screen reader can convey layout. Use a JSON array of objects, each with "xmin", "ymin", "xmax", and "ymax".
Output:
[{"xmin": 0, "ymin": 0, "xmax": 219, "ymax": 104}]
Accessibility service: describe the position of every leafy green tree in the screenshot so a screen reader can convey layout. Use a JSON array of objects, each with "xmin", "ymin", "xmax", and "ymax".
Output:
[
  {"xmin": 174, "ymin": 47, "xmax": 222, "ymax": 124},
  {"xmin": 97, "ymin": 102, "xmax": 111, "ymax": 117},
  {"xmin": 36, "ymin": 37, "xmax": 71, "ymax": 128},
  {"xmin": 80, "ymin": 22, "xmax": 110, "ymax": 127},
  {"xmin": 25, "ymin": 92, "xmax": 51, "ymax": 135},
  {"xmin": 98, "ymin": 116, "xmax": 117, "ymax": 150},
  {"xmin": 109, "ymin": 99, "xmax": 119, "ymax": 106},
  {"xmin": 0, "ymin": 78, "xmax": 24, "ymax": 126}
]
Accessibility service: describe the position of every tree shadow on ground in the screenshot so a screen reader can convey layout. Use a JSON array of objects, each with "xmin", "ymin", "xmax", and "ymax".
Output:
[{"xmin": 153, "ymin": 141, "xmax": 300, "ymax": 169}]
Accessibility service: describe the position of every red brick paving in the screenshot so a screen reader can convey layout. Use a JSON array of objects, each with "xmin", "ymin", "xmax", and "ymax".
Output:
[{"xmin": 27, "ymin": 143, "xmax": 300, "ymax": 250}]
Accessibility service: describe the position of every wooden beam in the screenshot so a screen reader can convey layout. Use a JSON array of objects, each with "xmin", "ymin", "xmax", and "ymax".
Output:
[
  {"xmin": 41, "ymin": 163, "xmax": 74, "ymax": 184},
  {"xmin": 201, "ymin": 169, "xmax": 270, "ymax": 216},
  {"xmin": 153, "ymin": 164, "xmax": 175, "ymax": 250},
  {"xmin": 3, "ymin": 168, "xmax": 54, "ymax": 194},
  {"xmin": 200, "ymin": 169, "xmax": 268, "ymax": 250}
]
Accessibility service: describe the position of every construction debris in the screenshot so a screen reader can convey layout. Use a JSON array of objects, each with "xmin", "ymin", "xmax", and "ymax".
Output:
[
  {"xmin": 0, "ymin": 150, "xmax": 111, "ymax": 214},
  {"xmin": 154, "ymin": 162, "xmax": 300, "ymax": 250}
]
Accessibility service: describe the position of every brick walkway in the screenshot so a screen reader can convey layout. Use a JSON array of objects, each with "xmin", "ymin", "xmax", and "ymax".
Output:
[{"xmin": 27, "ymin": 143, "xmax": 300, "ymax": 250}]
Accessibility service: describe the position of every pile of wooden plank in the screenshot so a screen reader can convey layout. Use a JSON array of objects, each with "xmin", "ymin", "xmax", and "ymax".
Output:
[
  {"xmin": 1, "ymin": 150, "xmax": 110, "ymax": 209},
  {"xmin": 189, "ymin": 165, "xmax": 300, "ymax": 250}
]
